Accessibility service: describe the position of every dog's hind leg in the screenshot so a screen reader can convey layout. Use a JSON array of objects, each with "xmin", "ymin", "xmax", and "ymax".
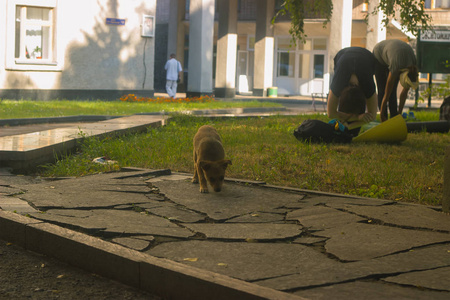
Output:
[{"xmin": 192, "ymin": 166, "xmax": 199, "ymax": 183}]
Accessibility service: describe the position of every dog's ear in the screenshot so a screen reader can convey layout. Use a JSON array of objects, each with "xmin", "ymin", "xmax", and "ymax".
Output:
[
  {"xmin": 199, "ymin": 161, "xmax": 211, "ymax": 171},
  {"xmin": 221, "ymin": 160, "xmax": 232, "ymax": 170}
]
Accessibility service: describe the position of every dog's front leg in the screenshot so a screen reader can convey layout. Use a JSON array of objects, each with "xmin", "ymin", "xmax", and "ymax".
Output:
[{"xmin": 198, "ymin": 167, "xmax": 209, "ymax": 193}]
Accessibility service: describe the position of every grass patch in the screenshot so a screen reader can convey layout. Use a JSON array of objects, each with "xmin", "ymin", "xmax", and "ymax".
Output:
[
  {"xmin": 40, "ymin": 113, "xmax": 449, "ymax": 206},
  {"xmin": 0, "ymin": 98, "xmax": 281, "ymax": 119}
]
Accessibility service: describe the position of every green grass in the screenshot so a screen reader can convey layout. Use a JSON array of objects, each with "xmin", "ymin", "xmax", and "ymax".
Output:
[
  {"xmin": 0, "ymin": 99, "xmax": 281, "ymax": 119},
  {"xmin": 39, "ymin": 112, "xmax": 449, "ymax": 206}
]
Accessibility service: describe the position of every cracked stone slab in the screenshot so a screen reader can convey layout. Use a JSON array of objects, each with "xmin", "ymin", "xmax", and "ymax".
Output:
[
  {"xmin": 383, "ymin": 266, "xmax": 450, "ymax": 291},
  {"xmin": 18, "ymin": 172, "xmax": 153, "ymax": 209},
  {"xmin": 146, "ymin": 174, "xmax": 192, "ymax": 183},
  {"xmin": 342, "ymin": 203, "xmax": 450, "ymax": 232},
  {"xmin": 292, "ymin": 236, "xmax": 328, "ymax": 245},
  {"xmin": 146, "ymin": 204, "xmax": 205, "ymax": 223},
  {"xmin": 286, "ymin": 206, "xmax": 366, "ymax": 230},
  {"xmin": 0, "ymin": 174, "xmax": 44, "ymax": 187},
  {"xmin": 293, "ymin": 280, "xmax": 450, "ymax": 300},
  {"xmin": 28, "ymin": 209, "xmax": 193, "ymax": 238},
  {"xmin": 35, "ymin": 209, "xmax": 93, "ymax": 218},
  {"xmin": 147, "ymin": 240, "xmax": 340, "ymax": 281},
  {"xmin": 226, "ymin": 212, "xmax": 285, "ymax": 223},
  {"xmin": 317, "ymin": 223, "xmax": 450, "ymax": 261},
  {"xmin": 184, "ymin": 223, "xmax": 302, "ymax": 240},
  {"xmin": 0, "ymin": 185, "xmax": 25, "ymax": 196},
  {"xmin": 256, "ymin": 244, "xmax": 450, "ymax": 291},
  {"xmin": 111, "ymin": 237, "xmax": 151, "ymax": 251},
  {"xmin": 0, "ymin": 196, "xmax": 37, "ymax": 213},
  {"xmin": 293, "ymin": 196, "xmax": 394, "ymax": 209},
  {"xmin": 148, "ymin": 177, "xmax": 305, "ymax": 220}
]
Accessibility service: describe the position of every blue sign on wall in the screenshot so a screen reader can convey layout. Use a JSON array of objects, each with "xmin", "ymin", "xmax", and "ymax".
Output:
[{"xmin": 106, "ymin": 18, "xmax": 126, "ymax": 25}]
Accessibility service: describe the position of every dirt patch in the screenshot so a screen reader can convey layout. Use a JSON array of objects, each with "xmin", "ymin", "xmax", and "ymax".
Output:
[{"xmin": 0, "ymin": 239, "xmax": 161, "ymax": 299}]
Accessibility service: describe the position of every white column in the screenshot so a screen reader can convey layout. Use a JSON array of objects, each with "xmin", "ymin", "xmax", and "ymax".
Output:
[
  {"xmin": 215, "ymin": 0, "xmax": 238, "ymax": 98},
  {"xmin": 187, "ymin": 0, "xmax": 215, "ymax": 96},
  {"xmin": 253, "ymin": 0, "xmax": 275, "ymax": 96},
  {"xmin": 366, "ymin": 0, "xmax": 386, "ymax": 51},
  {"xmin": 167, "ymin": 0, "xmax": 186, "ymax": 62},
  {"xmin": 328, "ymin": 0, "xmax": 353, "ymax": 89},
  {"xmin": 329, "ymin": 0, "xmax": 353, "ymax": 63}
]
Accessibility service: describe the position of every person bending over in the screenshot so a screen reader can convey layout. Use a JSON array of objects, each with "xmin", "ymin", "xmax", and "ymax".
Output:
[
  {"xmin": 327, "ymin": 47, "xmax": 378, "ymax": 134},
  {"xmin": 373, "ymin": 39, "xmax": 419, "ymax": 122}
]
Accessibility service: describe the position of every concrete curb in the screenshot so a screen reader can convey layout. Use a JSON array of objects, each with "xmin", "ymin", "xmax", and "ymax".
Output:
[
  {"xmin": 0, "ymin": 115, "xmax": 122, "ymax": 127},
  {"xmin": 182, "ymin": 107, "xmax": 287, "ymax": 115},
  {"xmin": 0, "ymin": 210, "xmax": 305, "ymax": 300},
  {"xmin": 0, "ymin": 107, "xmax": 286, "ymax": 127}
]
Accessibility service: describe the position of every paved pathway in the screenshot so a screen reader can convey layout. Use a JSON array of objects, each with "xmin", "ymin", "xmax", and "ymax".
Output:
[{"xmin": 1, "ymin": 168, "xmax": 449, "ymax": 299}]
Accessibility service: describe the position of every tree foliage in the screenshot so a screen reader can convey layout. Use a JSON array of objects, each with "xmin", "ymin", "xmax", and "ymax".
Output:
[
  {"xmin": 273, "ymin": 0, "xmax": 333, "ymax": 44},
  {"xmin": 369, "ymin": 0, "xmax": 432, "ymax": 37},
  {"xmin": 274, "ymin": 0, "xmax": 432, "ymax": 44}
]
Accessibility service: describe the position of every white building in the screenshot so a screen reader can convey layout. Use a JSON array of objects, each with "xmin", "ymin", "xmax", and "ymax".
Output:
[
  {"xmin": 156, "ymin": 0, "xmax": 449, "ymax": 98},
  {"xmin": 1, "ymin": 0, "xmax": 448, "ymax": 100},
  {"xmin": 0, "ymin": 0, "xmax": 156, "ymax": 100}
]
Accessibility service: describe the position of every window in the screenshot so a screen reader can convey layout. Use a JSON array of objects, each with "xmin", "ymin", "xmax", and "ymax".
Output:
[
  {"xmin": 276, "ymin": 37, "xmax": 327, "ymax": 79},
  {"xmin": 436, "ymin": 0, "xmax": 450, "ymax": 8},
  {"xmin": 6, "ymin": 0, "xmax": 59, "ymax": 70},
  {"xmin": 15, "ymin": 6, "xmax": 53, "ymax": 60},
  {"xmin": 425, "ymin": 0, "xmax": 450, "ymax": 8},
  {"xmin": 277, "ymin": 52, "xmax": 295, "ymax": 77},
  {"xmin": 277, "ymin": 37, "xmax": 295, "ymax": 77},
  {"xmin": 313, "ymin": 54, "xmax": 324, "ymax": 78},
  {"xmin": 247, "ymin": 36, "xmax": 255, "ymax": 51}
]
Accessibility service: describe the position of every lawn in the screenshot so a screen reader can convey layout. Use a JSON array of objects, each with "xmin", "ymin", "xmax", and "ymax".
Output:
[
  {"xmin": 2, "ymin": 97, "xmax": 447, "ymax": 206},
  {"xmin": 0, "ymin": 96, "xmax": 281, "ymax": 119},
  {"xmin": 29, "ymin": 104, "xmax": 448, "ymax": 206}
]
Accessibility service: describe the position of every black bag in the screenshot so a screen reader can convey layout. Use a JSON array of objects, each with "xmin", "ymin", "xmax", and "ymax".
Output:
[
  {"xmin": 440, "ymin": 96, "xmax": 450, "ymax": 121},
  {"xmin": 293, "ymin": 119, "xmax": 353, "ymax": 144}
]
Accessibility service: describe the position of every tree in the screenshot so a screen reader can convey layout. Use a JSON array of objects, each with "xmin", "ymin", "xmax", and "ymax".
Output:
[{"xmin": 274, "ymin": 0, "xmax": 432, "ymax": 44}]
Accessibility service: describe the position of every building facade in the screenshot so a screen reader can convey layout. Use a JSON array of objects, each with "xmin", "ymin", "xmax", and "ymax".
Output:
[
  {"xmin": 156, "ymin": 0, "xmax": 449, "ymax": 97},
  {"xmin": 0, "ymin": 0, "xmax": 156, "ymax": 100},
  {"xmin": 1, "ymin": 0, "xmax": 448, "ymax": 100}
]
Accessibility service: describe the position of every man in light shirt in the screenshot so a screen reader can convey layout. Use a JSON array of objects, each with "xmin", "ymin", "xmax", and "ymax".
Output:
[
  {"xmin": 373, "ymin": 39, "xmax": 419, "ymax": 122},
  {"xmin": 164, "ymin": 53, "xmax": 183, "ymax": 98}
]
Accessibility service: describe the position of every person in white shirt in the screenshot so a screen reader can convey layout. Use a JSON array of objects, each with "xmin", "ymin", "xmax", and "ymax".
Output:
[{"xmin": 164, "ymin": 53, "xmax": 183, "ymax": 98}]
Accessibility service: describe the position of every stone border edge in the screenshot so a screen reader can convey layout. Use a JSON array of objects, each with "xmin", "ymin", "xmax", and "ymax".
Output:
[{"xmin": 0, "ymin": 210, "xmax": 306, "ymax": 300}]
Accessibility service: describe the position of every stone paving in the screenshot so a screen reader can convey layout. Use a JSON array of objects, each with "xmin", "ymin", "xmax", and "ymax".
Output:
[{"xmin": 1, "ymin": 168, "xmax": 449, "ymax": 299}]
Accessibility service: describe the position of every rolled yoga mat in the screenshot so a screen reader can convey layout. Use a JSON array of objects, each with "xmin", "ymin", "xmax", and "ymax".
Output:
[{"xmin": 353, "ymin": 114, "xmax": 408, "ymax": 143}]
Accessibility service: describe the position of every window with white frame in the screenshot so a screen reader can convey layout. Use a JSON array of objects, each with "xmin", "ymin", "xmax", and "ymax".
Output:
[
  {"xmin": 425, "ymin": 0, "xmax": 450, "ymax": 9},
  {"xmin": 15, "ymin": 6, "xmax": 54, "ymax": 60},
  {"xmin": 276, "ymin": 37, "xmax": 328, "ymax": 79},
  {"xmin": 6, "ymin": 0, "xmax": 58, "ymax": 70},
  {"xmin": 277, "ymin": 37, "xmax": 295, "ymax": 77}
]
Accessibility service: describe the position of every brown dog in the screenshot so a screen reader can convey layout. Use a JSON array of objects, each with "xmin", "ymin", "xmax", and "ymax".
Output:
[{"xmin": 192, "ymin": 125, "xmax": 232, "ymax": 193}]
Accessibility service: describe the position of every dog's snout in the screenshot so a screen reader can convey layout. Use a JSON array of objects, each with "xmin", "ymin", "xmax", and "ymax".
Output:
[{"xmin": 214, "ymin": 187, "xmax": 222, "ymax": 192}]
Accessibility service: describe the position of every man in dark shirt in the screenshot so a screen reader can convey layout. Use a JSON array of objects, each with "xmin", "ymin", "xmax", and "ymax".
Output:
[{"xmin": 327, "ymin": 47, "xmax": 378, "ymax": 131}]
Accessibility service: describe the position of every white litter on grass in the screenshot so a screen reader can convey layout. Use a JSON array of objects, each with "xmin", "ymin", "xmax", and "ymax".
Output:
[{"xmin": 92, "ymin": 157, "xmax": 118, "ymax": 165}]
